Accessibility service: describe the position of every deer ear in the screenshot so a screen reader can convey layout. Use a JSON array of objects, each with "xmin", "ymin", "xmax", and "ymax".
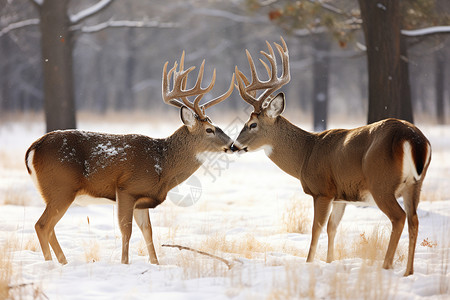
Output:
[
  {"xmin": 180, "ymin": 106, "xmax": 197, "ymax": 130},
  {"xmin": 266, "ymin": 92, "xmax": 285, "ymax": 118}
]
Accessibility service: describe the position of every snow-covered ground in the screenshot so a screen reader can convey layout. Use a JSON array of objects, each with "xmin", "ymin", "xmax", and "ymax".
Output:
[{"xmin": 0, "ymin": 115, "xmax": 449, "ymax": 299}]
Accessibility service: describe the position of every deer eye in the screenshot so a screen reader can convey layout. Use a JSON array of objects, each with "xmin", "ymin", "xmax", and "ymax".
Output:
[
  {"xmin": 249, "ymin": 123, "xmax": 257, "ymax": 129},
  {"xmin": 206, "ymin": 128, "xmax": 214, "ymax": 134}
]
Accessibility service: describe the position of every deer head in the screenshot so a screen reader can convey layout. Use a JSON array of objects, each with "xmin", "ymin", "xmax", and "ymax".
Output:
[
  {"xmin": 230, "ymin": 37, "xmax": 290, "ymax": 153},
  {"xmin": 162, "ymin": 51, "xmax": 236, "ymax": 154}
]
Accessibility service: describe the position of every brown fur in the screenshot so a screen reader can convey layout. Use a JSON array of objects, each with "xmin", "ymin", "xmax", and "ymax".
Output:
[
  {"xmin": 233, "ymin": 38, "xmax": 431, "ymax": 276},
  {"xmin": 233, "ymin": 95, "xmax": 431, "ymax": 276},
  {"xmin": 26, "ymin": 120, "xmax": 233, "ymax": 265}
]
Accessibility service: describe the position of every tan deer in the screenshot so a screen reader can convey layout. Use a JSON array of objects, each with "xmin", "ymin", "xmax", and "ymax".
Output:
[
  {"xmin": 231, "ymin": 38, "xmax": 431, "ymax": 276},
  {"xmin": 25, "ymin": 52, "xmax": 235, "ymax": 265}
]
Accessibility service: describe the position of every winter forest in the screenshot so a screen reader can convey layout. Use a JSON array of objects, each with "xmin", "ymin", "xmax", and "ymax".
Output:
[
  {"xmin": 1, "ymin": 0, "xmax": 450, "ymax": 299},
  {"xmin": 1, "ymin": 0, "xmax": 449, "ymax": 129}
]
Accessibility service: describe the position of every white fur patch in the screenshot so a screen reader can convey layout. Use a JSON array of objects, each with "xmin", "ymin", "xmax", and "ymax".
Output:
[
  {"xmin": 73, "ymin": 194, "xmax": 115, "ymax": 206},
  {"xmin": 261, "ymin": 144, "xmax": 273, "ymax": 156},
  {"xmin": 27, "ymin": 150, "xmax": 41, "ymax": 192},
  {"xmin": 402, "ymin": 141, "xmax": 420, "ymax": 181},
  {"xmin": 334, "ymin": 191, "xmax": 377, "ymax": 207}
]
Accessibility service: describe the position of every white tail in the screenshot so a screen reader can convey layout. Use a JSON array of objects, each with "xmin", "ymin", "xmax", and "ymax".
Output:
[
  {"xmin": 232, "ymin": 38, "xmax": 432, "ymax": 276},
  {"xmin": 26, "ymin": 52, "xmax": 235, "ymax": 264}
]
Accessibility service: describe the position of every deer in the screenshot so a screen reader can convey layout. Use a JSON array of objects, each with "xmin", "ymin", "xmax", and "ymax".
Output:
[
  {"xmin": 231, "ymin": 37, "xmax": 432, "ymax": 276},
  {"xmin": 25, "ymin": 52, "xmax": 235, "ymax": 265}
]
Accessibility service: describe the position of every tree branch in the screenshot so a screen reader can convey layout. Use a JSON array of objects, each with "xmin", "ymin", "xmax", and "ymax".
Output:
[
  {"xmin": 162, "ymin": 244, "xmax": 237, "ymax": 270},
  {"xmin": 70, "ymin": 19, "xmax": 178, "ymax": 33},
  {"xmin": 193, "ymin": 8, "xmax": 267, "ymax": 24},
  {"xmin": 401, "ymin": 26, "xmax": 450, "ymax": 37},
  {"xmin": 0, "ymin": 19, "xmax": 40, "ymax": 38},
  {"xmin": 70, "ymin": 0, "xmax": 114, "ymax": 24}
]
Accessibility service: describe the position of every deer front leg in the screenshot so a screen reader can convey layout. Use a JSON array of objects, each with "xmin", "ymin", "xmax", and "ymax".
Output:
[
  {"xmin": 306, "ymin": 196, "xmax": 333, "ymax": 262},
  {"xmin": 133, "ymin": 209, "xmax": 159, "ymax": 265},
  {"xmin": 326, "ymin": 202, "xmax": 346, "ymax": 263},
  {"xmin": 117, "ymin": 190, "xmax": 136, "ymax": 264}
]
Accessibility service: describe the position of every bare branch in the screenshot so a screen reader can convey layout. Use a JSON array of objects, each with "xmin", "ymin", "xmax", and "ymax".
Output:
[
  {"xmin": 193, "ymin": 8, "xmax": 267, "ymax": 24},
  {"xmin": 162, "ymin": 244, "xmax": 236, "ymax": 270},
  {"xmin": 402, "ymin": 26, "xmax": 450, "ymax": 37},
  {"xmin": 0, "ymin": 19, "xmax": 39, "ymax": 37},
  {"xmin": 70, "ymin": 0, "xmax": 114, "ymax": 24},
  {"xmin": 70, "ymin": 19, "xmax": 178, "ymax": 33}
]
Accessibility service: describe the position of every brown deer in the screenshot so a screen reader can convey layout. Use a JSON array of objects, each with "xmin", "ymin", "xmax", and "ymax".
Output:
[
  {"xmin": 25, "ymin": 52, "xmax": 235, "ymax": 265},
  {"xmin": 231, "ymin": 38, "xmax": 431, "ymax": 276}
]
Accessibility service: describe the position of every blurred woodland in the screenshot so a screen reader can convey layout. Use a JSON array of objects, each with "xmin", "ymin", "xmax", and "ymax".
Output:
[{"xmin": 0, "ymin": 0, "xmax": 449, "ymax": 131}]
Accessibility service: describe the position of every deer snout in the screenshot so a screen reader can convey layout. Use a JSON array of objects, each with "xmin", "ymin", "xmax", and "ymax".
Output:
[
  {"xmin": 230, "ymin": 142, "xmax": 248, "ymax": 154},
  {"xmin": 230, "ymin": 144, "xmax": 240, "ymax": 152}
]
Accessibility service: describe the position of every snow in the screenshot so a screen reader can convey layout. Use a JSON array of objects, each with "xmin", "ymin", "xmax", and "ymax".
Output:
[
  {"xmin": 70, "ymin": 0, "xmax": 113, "ymax": 24},
  {"xmin": 402, "ymin": 26, "xmax": 450, "ymax": 37},
  {"xmin": 0, "ymin": 117, "xmax": 449, "ymax": 299}
]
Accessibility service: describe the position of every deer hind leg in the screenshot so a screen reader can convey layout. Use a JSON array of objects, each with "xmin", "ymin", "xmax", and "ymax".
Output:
[
  {"xmin": 306, "ymin": 196, "xmax": 333, "ymax": 263},
  {"xmin": 133, "ymin": 209, "xmax": 159, "ymax": 265},
  {"xmin": 402, "ymin": 183, "xmax": 422, "ymax": 276},
  {"xmin": 116, "ymin": 190, "xmax": 135, "ymax": 264},
  {"xmin": 372, "ymin": 192, "xmax": 406, "ymax": 270},
  {"xmin": 326, "ymin": 202, "xmax": 346, "ymax": 263},
  {"xmin": 35, "ymin": 194, "xmax": 73, "ymax": 264}
]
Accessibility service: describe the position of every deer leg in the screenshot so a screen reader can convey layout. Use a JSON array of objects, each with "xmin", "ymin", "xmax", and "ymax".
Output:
[
  {"xmin": 306, "ymin": 196, "xmax": 333, "ymax": 262},
  {"xmin": 133, "ymin": 209, "xmax": 159, "ymax": 265},
  {"xmin": 326, "ymin": 202, "xmax": 346, "ymax": 263},
  {"xmin": 117, "ymin": 190, "xmax": 135, "ymax": 264},
  {"xmin": 35, "ymin": 205, "xmax": 54, "ymax": 261},
  {"xmin": 402, "ymin": 183, "xmax": 422, "ymax": 276},
  {"xmin": 373, "ymin": 193, "xmax": 406, "ymax": 270},
  {"xmin": 35, "ymin": 195, "xmax": 73, "ymax": 264}
]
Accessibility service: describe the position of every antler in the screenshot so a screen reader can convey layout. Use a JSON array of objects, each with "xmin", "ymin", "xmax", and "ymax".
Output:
[
  {"xmin": 162, "ymin": 51, "xmax": 235, "ymax": 121},
  {"xmin": 235, "ymin": 37, "xmax": 290, "ymax": 114}
]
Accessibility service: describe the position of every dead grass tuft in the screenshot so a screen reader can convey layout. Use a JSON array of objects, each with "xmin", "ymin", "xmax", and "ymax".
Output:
[
  {"xmin": 83, "ymin": 241, "xmax": 101, "ymax": 263},
  {"xmin": 3, "ymin": 187, "xmax": 28, "ymax": 206},
  {"xmin": 333, "ymin": 225, "xmax": 406, "ymax": 265},
  {"xmin": 282, "ymin": 198, "xmax": 312, "ymax": 234},
  {"xmin": 0, "ymin": 240, "xmax": 13, "ymax": 300}
]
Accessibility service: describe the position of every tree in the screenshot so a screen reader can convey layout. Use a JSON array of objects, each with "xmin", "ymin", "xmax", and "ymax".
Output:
[
  {"xmin": 3, "ymin": 0, "xmax": 174, "ymax": 132},
  {"xmin": 247, "ymin": 0, "xmax": 450, "ymax": 126},
  {"xmin": 28, "ymin": 0, "xmax": 114, "ymax": 132},
  {"xmin": 358, "ymin": 0, "xmax": 413, "ymax": 124}
]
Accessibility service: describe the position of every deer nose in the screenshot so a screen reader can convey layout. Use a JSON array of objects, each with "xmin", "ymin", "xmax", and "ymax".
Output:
[{"xmin": 230, "ymin": 144, "xmax": 240, "ymax": 152}]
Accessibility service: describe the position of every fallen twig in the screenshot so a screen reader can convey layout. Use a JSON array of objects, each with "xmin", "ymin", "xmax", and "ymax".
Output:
[{"xmin": 162, "ymin": 244, "xmax": 235, "ymax": 270}]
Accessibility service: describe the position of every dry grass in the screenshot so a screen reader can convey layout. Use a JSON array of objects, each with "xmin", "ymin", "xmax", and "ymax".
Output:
[
  {"xmin": 0, "ymin": 239, "xmax": 13, "ymax": 300},
  {"xmin": 3, "ymin": 187, "xmax": 28, "ymax": 206},
  {"xmin": 332, "ymin": 225, "xmax": 406, "ymax": 265},
  {"xmin": 83, "ymin": 240, "xmax": 101, "ymax": 263},
  {"xmin": 281, "ymin": 197, "xmax": 312, "ymax": 234}
]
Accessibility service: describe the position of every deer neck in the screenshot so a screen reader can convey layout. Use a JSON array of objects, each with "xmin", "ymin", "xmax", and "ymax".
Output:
[
  {"xmin": 266, "ymin": 116, "xmax": 315, "ymax": 179},
  {"xmin": 159, "ymin": 126, "xmax": 203, "ymax": 184}
]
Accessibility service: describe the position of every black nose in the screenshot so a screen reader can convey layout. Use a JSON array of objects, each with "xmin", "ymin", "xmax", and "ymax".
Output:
[{"xmin": 230, "ymin": 144, "xmax": 239, "ymax": 152}]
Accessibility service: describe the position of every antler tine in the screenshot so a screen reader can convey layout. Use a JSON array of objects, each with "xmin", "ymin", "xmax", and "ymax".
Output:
[
  {"xmin": 235, "ymin": 66, "xmax": 260, "ymax": 111},
  {"xmin": 245, "ymin": 50, "xmax": 260, "ymax": 89},
  {"xmin": 235, "ymin": 37, "xmax": 290, "ymax": 113},
  {"xmin": 162, "ymin": 61, "xmax": 184, "ymax": 108},
  {"xmin": 202, "ymin": 73, "xmax": 235, "ymax": 110},
  {"xmin": 163, "ymin": 52, "xmax": 231, "ymax": 120}
]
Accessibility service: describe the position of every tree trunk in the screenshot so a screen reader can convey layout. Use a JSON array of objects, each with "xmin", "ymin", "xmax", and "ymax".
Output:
[
  {"xmin": 358, "ymin": 0, "xmax": 413, "ymax": 124},
  {"xmin": 312, "ymin": 34, "xmax": 331, "ymax": 131},
  {"xmin": 39, "ymin": 0, "xmax": 76, "ymax": 132}
]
